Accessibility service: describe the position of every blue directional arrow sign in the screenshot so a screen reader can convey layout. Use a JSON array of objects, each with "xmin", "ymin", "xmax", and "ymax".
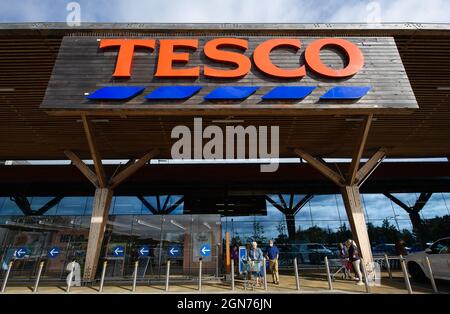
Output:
[
  {"xmin": 168, "ymin": 246, "xmax": 181, "ymax": 257},
  {"xmin": 138, "ymin": 246, "xmax": 150, "ymax": 257},
  {"xmin": 112, "ymin": 245, "xmax": 125, "ymax": 257},
  {"xmin": 238, "ymin": 246, "xmax": 247, "ymax": 274},
  {"xmin": 200, "ymin": 244, "xmax": 211, "ymax": 257},
  {"xmin": 48, "ymin": 247, "xmax": 61, "ymax": 258},
  {"xmin": 14, "ymin": 247, "xmax": 29, "ymax": 258}
]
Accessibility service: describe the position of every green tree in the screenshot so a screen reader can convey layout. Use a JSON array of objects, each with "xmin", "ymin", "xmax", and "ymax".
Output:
[
  {"xmin": 422, "ymin": 215, "xmax": 450, "ymax": 242},
  {"xmin": 399, "ymin": 229, "xmax": 415, "ymax": 247},
  {"xmin": 367, "ymin": 219, "xmax": 401, "ymax": 244},
  {"xmin": 276, "ymin": 220, "xmax": 287, "ymax": 237},
  {"xmin": 335, "ymin": 223, "xmax": 353, "ymax": 243},
  {"xmin": 295, "ymin": 226, "xmax": 328, "ymax": 243},
  {"xmin": 251, "ymin": 221, "xmax": 267, "ymax": 244}
]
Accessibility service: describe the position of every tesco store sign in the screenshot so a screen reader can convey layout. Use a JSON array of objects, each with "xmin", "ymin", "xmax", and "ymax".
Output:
[
  {"xmin": 41, "ymin": 34, "xmax": 417, "ymax": 114},
  {"xmin": 99, "ymin": 38, "xmax": 364, "ymax": 79}
]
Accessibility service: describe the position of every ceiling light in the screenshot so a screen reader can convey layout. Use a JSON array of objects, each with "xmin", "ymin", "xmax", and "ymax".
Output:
[
  {"xmin": 136, "ymin": 219, "xmax": 161, "ymax": 230},
  {"xmin": 106, "ymin": 221, "xmax": 129, "ymax": 229},
  {"xmin": 170, "ymin": 219, "xmax": 186, "ymax": 230}
]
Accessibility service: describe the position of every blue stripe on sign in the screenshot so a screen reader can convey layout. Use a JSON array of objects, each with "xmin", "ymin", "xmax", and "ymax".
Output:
[
  {"xmin": 204, "ymin": 86, "xmax": 259, "ymax": 100},
  {"xmin": 86, "ymin": 86, "xmax": 145, "ymax": 100},
  {"xmin": 320, "ymin": 86, "xmax": 371, "ymax": 100},
  {"xmin": 261, "ymin": 86, "xmax": 317, "ymax": 100},
  {"xmin": 145, "ymin": 86, "xmax": 202, "ymax": 100}
]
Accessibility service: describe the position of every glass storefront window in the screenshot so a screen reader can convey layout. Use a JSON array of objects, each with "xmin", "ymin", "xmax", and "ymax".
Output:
[
  {"xmin": 99, "ymin": 214, "xmax": 221, "ymax": 279},
  {"xmin": 0, "ymin": 197, "xmax": 24, "ymax": 216},
  {"xmin": 442, "ymin": 193, "xmax": 450, "ymax": 215},
  {"xmin": 84, "ymin": 197, "xmax": 94, "ymax": 215},
  {"xmin": 362, "ymin": 194, "xmax": 396, "ymax": 221},
  {"xmin": 30, "ymin": 197, "xmax": 58, "ymax": 215},
  {"xmin": 55, "ymin": 197, "xmax": 89, "ymax": 216},
  {"xmin": 421, "ymin": 193, "xmax": 450, "ymax": 219},
  {"xmin": 309, "ymin": 195, "xmax": 341, "ymax": 222},
  {"xmin": 396, "ymin": 219, "xmax": 413, "ymax": 231},
  {"xmin": 0, "ymin": 191, "xmax": 448, "ymax": 283},
  {"xmin": 334, "ymin": 195, "xmax": 347, "ymax": 222},
  {"xmin": 110, "ymin": 197, "xmax": 143, "ymax": 215},
  {"xmin": 296, "ymin": 203, "xmax": 313, "ymax": 222}
]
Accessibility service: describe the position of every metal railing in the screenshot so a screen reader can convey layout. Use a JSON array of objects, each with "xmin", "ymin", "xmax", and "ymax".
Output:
[{"xmin": 0, "ymin": 252, "xmax": 442, "ymax": 294}]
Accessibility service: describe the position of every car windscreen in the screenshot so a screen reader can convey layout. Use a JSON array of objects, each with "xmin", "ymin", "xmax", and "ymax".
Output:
[{"xmin": 431, "ymin": 239, "xmax": 450, "ymax": 254}]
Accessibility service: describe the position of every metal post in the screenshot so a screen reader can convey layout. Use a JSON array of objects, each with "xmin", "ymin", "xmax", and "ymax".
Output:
[
  {"xmin": 263, "ymin": 259, "xmax": 267, "ymax": 291},
  {"xmin": 360, "ymin": 258, "xmax": 371, "ymax": 293},
  {"xmin": 231, "ymin": 258, "xmax": 235, "ymax": 291},
  {"xmin": 165, "ymin": 259, "xmax": 171, "ymax": 292},
  {"xmin": 384, "ymin": 254, "xmax": 392, "ymax": 279},
  {"xmin": 132, "ymin": 261, "xmax": 138, "ymax": 292},
  {"xmin": 66, "ymin": 262, "xmax": 75, "ymax": 293},
  {"xmin": 424, "ymin": 256, "xmax": 438, "ymax": 293},
  {"xmin": 294, "ymin": 257, "xmax": 300, "ymax": 291},
  {"xmin": 33, "ymin": 261, "xmax": 45, "ymax": 293},
  {"xmin": 399, "ymin": 255, "xmax": 413, "ymax": 294},
  {"xmin": 215, "ymin": 244, "xmax": 219, "ymax": 278},
  {"xmin": 198, "ymin": 258, "xmax": 202, "ymax": 292},
  {"xmin": 324, "ymin": 256, "xmax": 333, "ymax": 290},
  {"xmin": 1, "ymin": 261, "xmax": 13, "ymax": 293},
  {"xmin": 99, "ymin": 261, "xmax": 107, "ymax": 293}
]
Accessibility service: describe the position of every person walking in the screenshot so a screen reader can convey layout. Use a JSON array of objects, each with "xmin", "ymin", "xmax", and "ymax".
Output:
[
  {"xmin": 230, "ymin": 244, "xmax": 239, "ymax": 274},
  {"xmin": 395, "ymin": 239, "xmax": 408, "ymax": 256},
  {"xmin": 265, "ymin": 240, "xmax": 280, "ymax": 284},
  {"xmin": 345, "ymin": 239, "xmax": 364, "ymax": 285},
  {"xmin": 338, "ymin": 242, "xmax": 351, "ymax": 279},
  {"xmin": 248, "ymin": 241, "xmax": 264, "ymax": 287}
]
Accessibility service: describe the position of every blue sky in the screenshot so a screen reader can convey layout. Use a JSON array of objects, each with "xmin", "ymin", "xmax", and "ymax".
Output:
[{"xmin": 1, "ymin": 0, "xmax": 450, "ymax": 23}]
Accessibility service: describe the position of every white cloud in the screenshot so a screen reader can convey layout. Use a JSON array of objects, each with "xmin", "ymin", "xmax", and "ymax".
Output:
[{"xmin": 1, "ymin": 0, "xmax": 450, "ymax": 23}]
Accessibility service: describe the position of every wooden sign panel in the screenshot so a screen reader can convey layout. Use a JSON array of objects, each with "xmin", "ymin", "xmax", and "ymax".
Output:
[{"xmin": 41, "ymin": 35, "xmax": 418, "ymax": 116}]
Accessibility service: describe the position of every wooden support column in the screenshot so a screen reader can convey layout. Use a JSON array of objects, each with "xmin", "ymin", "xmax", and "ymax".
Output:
[
  {"xmin": 66, "ymin": 116, "xmax": 159, "ymax": 282},
  {"xmin": 294, "ymin": 115, "xmax": 385, "ymax": 268},
  {"xmin": 83, "ymin": 187, "xmax": 113, "ymax": 281},
  {"xmin": 294, "ymin": 149, "xmax": 344, "ymax": 187},
  {"xmin": 347, "ymin": 115, "xmax": 373, "ymax": 185},
  {"xmin": 341, "ymin": 185, "xmax": 373, "ymax": 263},
  {"xmin": 64, "ymin": 150, "xmax": 99, "ymax": 187},
  {"xmin": 82, "ymin": 115, "xmax": 107, "ymax": 188},
  {"xmin": 109, "ymin": 149, "xmax": 159, "ymax": 189}
]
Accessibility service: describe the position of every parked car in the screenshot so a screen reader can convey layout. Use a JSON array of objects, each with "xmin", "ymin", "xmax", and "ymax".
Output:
[
  {"xmin": 372, "ymin": 243, "xmax": 411, "ymax": 256},
  {"xmin": 294, "ymin": 243, "xmax": 334, "ymax": 264},
  {"xmin": 405, "ymin": 237, "xmax": 450, "ymax": 282},
  {"xmin": 324, "ymin": 244, "xmax": 341, "ymax": 258}
]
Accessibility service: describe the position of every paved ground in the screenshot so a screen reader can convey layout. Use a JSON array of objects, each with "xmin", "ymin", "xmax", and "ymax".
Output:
[{"xmin": 1, "ymin": 272, "xmax": 448, "ymax": 294}]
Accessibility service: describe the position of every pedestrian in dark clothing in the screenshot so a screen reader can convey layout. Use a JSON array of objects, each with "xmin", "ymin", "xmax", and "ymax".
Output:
[
  {"xmin": 395, "ymin": 239, "xmax": 408, "ymax": 256},
  {"xmin": 231, "ymin": 244, "xmax": 239, "ymax": 273},
  {"xmin": 345, "ymin": 239, "xmax": 364, "ymax": 285},
  {"xmin": 265, "ymin": 240, "xmax": 280, "ymax": 284}
]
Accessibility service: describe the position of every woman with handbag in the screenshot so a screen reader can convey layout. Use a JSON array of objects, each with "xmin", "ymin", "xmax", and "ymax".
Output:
[{"xmin": 345, "ymin": 239, "xmax": 364, "ymax": 285}]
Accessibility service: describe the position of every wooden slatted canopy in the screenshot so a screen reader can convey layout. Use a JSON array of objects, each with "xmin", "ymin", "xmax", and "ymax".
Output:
[{"xmin": 0, "ymin": 23, "xmax": 450, "ymax": 160}]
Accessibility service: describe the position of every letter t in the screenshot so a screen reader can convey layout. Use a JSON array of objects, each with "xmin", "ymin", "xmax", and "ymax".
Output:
[{"xmin": 99, "ymin": 39, "xmax": 156, "ymax": 77}]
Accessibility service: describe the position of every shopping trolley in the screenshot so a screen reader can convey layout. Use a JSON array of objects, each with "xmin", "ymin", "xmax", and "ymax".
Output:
[
  {"xmin": 332, "ymin": 258, "xmax": 352, "ymax": 280},
  {"xmin": 242, "ymin": 259, "xmax": 263, "ymax": 290}
]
